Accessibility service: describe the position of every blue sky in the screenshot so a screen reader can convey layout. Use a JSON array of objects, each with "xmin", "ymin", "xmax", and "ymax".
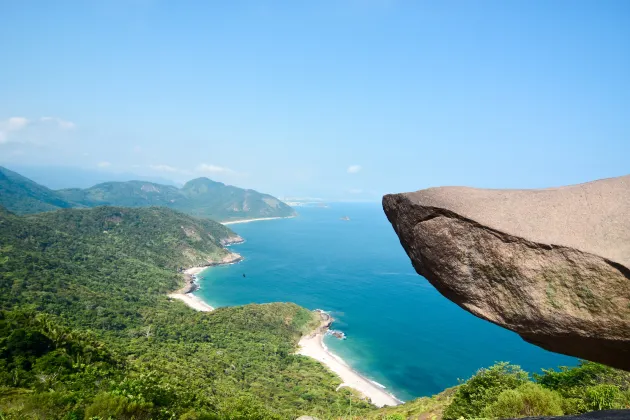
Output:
[{"xmin": 1, "ymin": 1, "xmax": 628, "ymax": 200}]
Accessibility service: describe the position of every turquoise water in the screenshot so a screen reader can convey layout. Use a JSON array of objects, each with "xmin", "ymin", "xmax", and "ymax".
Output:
[{"xmin": 196, "ymin": 204, "xmax": 575, "ymax": 402}]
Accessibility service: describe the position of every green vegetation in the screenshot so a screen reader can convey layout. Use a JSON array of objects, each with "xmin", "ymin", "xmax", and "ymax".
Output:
[
  {"xmin": 443, "ymin": 362, "xmax": 529, "ymax": 419},
  {"xmin": 375, "ymin": 362, "xmax": 630, "ymax": 420},
  {"xmin": 442, "ymin": 362, "xmax": 629, "ymax": 419},
  {"xmin": 0, "ymin": 166, "xmax": 296, "ymax": 221},
  {"xmin": 59, "ymin": 177, "xmax": 296, "ymax": 221},
  {"xmin": 0, "ymin": 206, "xmax": 370, "ymax": 419},
  {"xmin": 372, "ymin": 387, "xmax": 457, "ymax": 420},
  {"xmin": 0, "ymin": 167, "xmax": 75, "ymax": 214},
  {"xmin": 480, "ymin": 382, "xmax": 564, "ymax": 418}
]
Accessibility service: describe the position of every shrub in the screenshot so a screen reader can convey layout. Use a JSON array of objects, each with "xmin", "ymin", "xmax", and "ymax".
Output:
[
  {"xmin": 482, "ymin": 382, "xmax": 564, "ymax": 418},
  {"xmin": 535, "ymin": 361, "xmax": 630, "ymax": 413},
  {"xmin": 442, "ymin": 362, "xmax": 528, "ymax": 420},
  {"xmin": 535, "ymin": 361, "xmax": 630, "ymax": 397},
  {"xmin": 585, "ymin": 384, "xmax": 625, "ymax": 411}
]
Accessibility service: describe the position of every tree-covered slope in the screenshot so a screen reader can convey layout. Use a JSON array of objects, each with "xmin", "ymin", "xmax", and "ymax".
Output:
[
  {"xmin": 0, "ymin": 206, "xmax": 240, "ymax": 328},
  {"xmin": 0, "ymin": 166, "xmax": 76, "ymax": 214},
  {"xmin": 176, "ymin": 177, "xmax": 295, "ymax": 220},
  {"xmin": 0, "ymin": 206, "xmax": 371, "ymax": 419}
]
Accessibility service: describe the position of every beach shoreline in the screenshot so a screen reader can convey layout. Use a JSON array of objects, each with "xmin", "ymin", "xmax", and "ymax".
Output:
[
  {"xmin": 168, "ymin": 252, "xmax": 243, "ymax": 312},
  {"xmin": 222, "ymin": 215, "xmax": 296, "ymax": 225},
  {"xmin": 298, "ymin": 311, "xmax": 403, "ymax": 408},
  {"xmin": 168, "ymin": 266, "xmax": 215, "ymax": 311}
]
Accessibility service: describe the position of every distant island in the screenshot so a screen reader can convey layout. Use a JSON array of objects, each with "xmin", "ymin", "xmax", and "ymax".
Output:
[
  {"xmin": 340, "ymin": 215, "xmax": 351, "ymax": 221},
  {"xmin": 0, "ymin": 166, "xmax": 296, "ymax": 222}
]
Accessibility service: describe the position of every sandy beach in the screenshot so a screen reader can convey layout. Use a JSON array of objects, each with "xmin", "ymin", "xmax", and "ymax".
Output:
[
  {"xmin": 222, "ymin": 216, "xmax": 295, "ymax": 225},
  {"xmin": 168, "ymin": 266, "xmax": 215, "ymax": 312},
  {"xmin": 298, "ymin": 314, "xmax": 402, "ymax": 408},
  {"xmin": 169, "ymin": 292, "xmax": 214, "ymax": 312}
]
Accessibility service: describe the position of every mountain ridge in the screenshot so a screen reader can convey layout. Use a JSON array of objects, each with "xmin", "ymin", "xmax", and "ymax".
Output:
[{"xmin": 0, "ymin": 166, "xmax": 296, "ymax": 221}]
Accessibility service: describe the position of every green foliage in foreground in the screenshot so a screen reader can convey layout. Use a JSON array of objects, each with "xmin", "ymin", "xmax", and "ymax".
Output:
[
  {"xmin": 372, "ymin": 387, "xmax": 457, "ymax": 420},
  {"xmin": 481, "ymin": 382, "xmax": 564, "ymax": 418},
  {"xmin": 375, "ymin": 361, "xmax": 630, "ymax": 420},
  {"xmin": 443, "ymin": 363, "xmax": 529, "ymax": 419},
  {"xmin": 0, "ymin": 304, "xmax": 369, "ymax": 419},
  {"xmin": 436, "ymin": 362, "xmax": 630, "ymax": 420}
]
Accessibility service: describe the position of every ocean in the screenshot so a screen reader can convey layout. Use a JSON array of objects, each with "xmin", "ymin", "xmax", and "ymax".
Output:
[{"xmin": 195, "ymin": 203, "xmax": 575, "ymax": 402}]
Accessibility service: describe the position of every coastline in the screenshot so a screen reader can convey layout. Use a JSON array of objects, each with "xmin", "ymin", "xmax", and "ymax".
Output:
[
  {"xmin": 298, "ymin": 311, "xmax": 403, "ymax": 408},
  {"xmin": 168, "ymin": 266, "xmax": 215, "ymax": 312},
  {"xmin": 168, "ymin": 252, "xmax": 243, "ymax": 312},
  {"xmin": 168, "ymin": 243, "xmax": 402, "ymax": 408},
  {"xmin": 222, "ymin": 215, "xmax": 296, "ymax": 225}
]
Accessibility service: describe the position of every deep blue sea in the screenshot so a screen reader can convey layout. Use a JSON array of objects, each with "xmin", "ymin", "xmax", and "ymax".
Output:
[{"xmin": 196, "ymin": 203, "xmax": 575, "ymax": 402}]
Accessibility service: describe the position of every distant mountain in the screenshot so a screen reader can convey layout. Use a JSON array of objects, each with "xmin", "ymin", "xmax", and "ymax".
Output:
[
  {"xmin": 3, "ymin": 164, "xmax": 180, "ymax": 189},
  {"xmin": 0, "ymin": 166, "xmax": 296, "ymax": 221},
  {"xmin": 0, "ymin": 166, "xmax": 76, "ymax": 214}
]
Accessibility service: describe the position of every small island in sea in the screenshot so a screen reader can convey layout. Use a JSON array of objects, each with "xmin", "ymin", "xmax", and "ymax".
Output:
[{"xmin": 340, "ymin": 215, "xmax": 351, "ymax": 221}]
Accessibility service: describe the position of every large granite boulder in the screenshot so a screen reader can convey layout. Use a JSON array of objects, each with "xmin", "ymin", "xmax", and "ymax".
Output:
[{"xmin": 383, "ymin": 175, "xmax": 630, "ymax": 370}]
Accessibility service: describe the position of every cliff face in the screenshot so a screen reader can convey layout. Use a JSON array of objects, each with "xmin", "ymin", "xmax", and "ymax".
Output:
[{"xmin": 383, "ymin": 175, "xmax": 630, "ymax": 371}]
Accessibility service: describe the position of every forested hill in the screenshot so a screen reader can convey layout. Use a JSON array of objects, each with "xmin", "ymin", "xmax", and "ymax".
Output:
[
  {"xmin": 0, "ymin": 206, "xmax": 240, "ymax": 325},
  {"xmin": 0, "ymin": 166, "xmax": 76, "ymax": 214},
  {"xmin": 0, "ymin": 166, "xmax": 296, "ymax": 221},
  {"xmin": 0, "ymin": 205, "xmax": 371, "ymax": 419}
]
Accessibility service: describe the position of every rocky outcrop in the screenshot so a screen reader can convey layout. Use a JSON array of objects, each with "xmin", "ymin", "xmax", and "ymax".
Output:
[
  {"xmin": 221, "ymin": 235, "xmax": 245, "ymax": 246},
  {"xmin": 383, "ymin": 175, "xmax": 630, "ymax": 370}
]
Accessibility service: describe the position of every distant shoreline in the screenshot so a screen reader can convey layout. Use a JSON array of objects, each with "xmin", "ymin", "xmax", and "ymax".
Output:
[
  {"xmin": 222, "ymin": 215, "xmax": 296, "ymax": 225},
  {"xmin": 298, "ymin": 311, "xmax": 403, "ymax": 408}
]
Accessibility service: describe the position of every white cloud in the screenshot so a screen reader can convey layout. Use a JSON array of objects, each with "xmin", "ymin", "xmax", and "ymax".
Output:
[
  {"xmin": 196, "ymin": 163, "xmax": 235, "ymax": 174},
  {"xmin": 0, "ymin": 117, "xmax": 29, "ymax": 144},
  {"xmin": 97, "ymin": 161, "xmax": 112, "ymax": 168},
  {"xmin": 347, "ymin": 165, "xmax": 362, "ymax": 174},
  {"xmin": 0, "ymin": 116, "xmax": 75, "ymax": 145},
  {"xmin": 150, "ymin": 164, "xmax": 179, "ymax": 173},
  {"xmin": 41, "ymin": 117, "xmax": 76, "ymax": 130},
  {"xmin": 8, "ymin": 117, "xmax": 29, "ymax": 131}
]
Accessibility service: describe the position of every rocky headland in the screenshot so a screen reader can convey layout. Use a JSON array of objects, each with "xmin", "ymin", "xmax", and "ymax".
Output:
[{"xmin": 383, "ymin": 175, "xmax": 630, "ymax": 371}]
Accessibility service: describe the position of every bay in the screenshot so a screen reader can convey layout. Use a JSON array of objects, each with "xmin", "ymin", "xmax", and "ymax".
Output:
[{"xmin": 196, "ymin": 203, "xmax": 575, "ymax": 402}]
